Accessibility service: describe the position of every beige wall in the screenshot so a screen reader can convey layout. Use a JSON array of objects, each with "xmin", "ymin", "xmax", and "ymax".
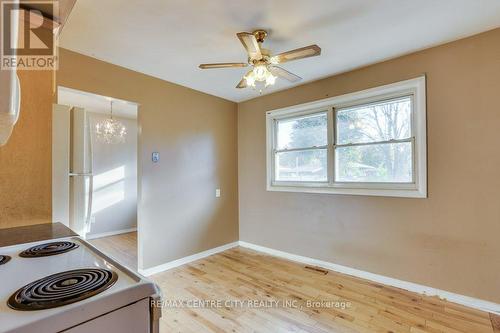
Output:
[
  {"xmin": 57, "ymin": 48, "xmax": 239, "ymax": 269},
  {"xmin": 238, "ymin": 28, "xmax": 500, "ymax": 303},
  {"xmin": 3, "ymin": 26, "xmax": 499, "ymax": 304},
  {"xmin": 0, "ymin": 70, "xmax": 54, "ymax": 229}
]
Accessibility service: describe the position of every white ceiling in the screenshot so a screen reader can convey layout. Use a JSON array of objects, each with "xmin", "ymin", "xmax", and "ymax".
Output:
[
  {"xmin": 60, "ymin": 0, "xmax": 500, "ymax": 102},
  {"xmin": 58, "ymin": 87, "xmax": 138, "ymax": 119}
]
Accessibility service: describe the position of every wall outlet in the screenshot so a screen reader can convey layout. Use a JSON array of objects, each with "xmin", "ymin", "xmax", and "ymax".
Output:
[
  {"xmin": 152, "ymin": 152, "xmax": 160, "ymax": 163},
  {"xmin": 215, "ymin": 188, "xmax": 221, "ymax": 197}
]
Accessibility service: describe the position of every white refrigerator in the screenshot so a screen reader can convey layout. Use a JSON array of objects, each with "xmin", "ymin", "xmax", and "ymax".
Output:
[{"xmin": 52, "ymin": 104, "xmax": 93, "ymax": 237}]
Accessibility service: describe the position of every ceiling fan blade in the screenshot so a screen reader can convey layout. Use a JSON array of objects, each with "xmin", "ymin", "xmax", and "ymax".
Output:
[
  {"xmin": 199, "ymin": 63, "xmax": 248, "ymax": 69},
  {"xmin": 236, "ymin": 78, "xmax": 247, "ymax": 89},
  {"xmin": 237, "ymin": 32, "xmax": 262, "ymax": 60},
  {"xmin": 271, "ymin": 45, "xmax": 321, "ymax": 64},
  {"xmin": 236, "ymin": 70, "xmax": 253, "ymax": 88},
  {"xmin": 269, "ymin": 66, "xmax": 302, "ymax": 82}
]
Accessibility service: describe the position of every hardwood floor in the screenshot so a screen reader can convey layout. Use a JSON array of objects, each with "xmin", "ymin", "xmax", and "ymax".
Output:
[
  {"xmin": 152, "ymin": 247, "xmax": 498, "ymax": 333},
  {"xmin": 87, "ymin": 234, "xmax": 498, "ymax": 332},
  {"xmin": 491, "ymin": 314, "xmax": 500, "ymax": 333},
  {"xmin": 88, "ymin": 231, "xmax": 137, "ymax": 270}
]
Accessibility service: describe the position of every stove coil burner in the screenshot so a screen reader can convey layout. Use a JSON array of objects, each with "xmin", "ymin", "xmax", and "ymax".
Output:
[
  {"xmin": 19, "ymin": 241, "xmax": 79, "ymax": 258},
  {"xmin": 0, "ymin": 255, "xmax": 11, "ymax": 265},
  {"xmin": 8, "ymin": 268, "xmax": 118, "ymax": 310}
]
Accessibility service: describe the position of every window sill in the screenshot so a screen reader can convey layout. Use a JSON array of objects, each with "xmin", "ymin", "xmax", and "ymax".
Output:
[{"xmin": 267, "ymin": 184, "xmax": 427, "ymax": 198}]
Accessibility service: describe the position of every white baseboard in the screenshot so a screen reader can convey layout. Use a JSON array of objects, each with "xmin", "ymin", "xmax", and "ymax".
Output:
[
  {"xmin": 138, "ymin": 241, "xmax": 239, "ymax": 277},
  {"xmin": 134, "ymin": 238, "xmax": 500, "ymax": 314},
  {"xmin": 85, "ymin": 227, "xmax": 137, "ymax": 240},
  {"xmin": 238, "ymin": 241, "xmax": 500, "ymax": 315}
]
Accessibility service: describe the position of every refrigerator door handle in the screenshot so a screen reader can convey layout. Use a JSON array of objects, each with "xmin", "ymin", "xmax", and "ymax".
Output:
[{"xmin": 86, "ymin": 174, "xmax": 94, "ymax": 230}]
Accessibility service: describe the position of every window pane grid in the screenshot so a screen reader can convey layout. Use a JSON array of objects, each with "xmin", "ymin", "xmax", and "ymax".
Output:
[
  {"xmin": 274, "ymin": 145, "xmax": 329, "ymax": 153},
  {"xmin": 335, "ymin": 95, "xmax": 413, "ymax": 146},
  {"xmin": 335, "ymin": 95, "xmax": 412, "ymax": 115},
  {"xmin": 334, "ymin": 142, "xmax": 414, "ymax": 183},
  {"xmin": 273, "ymin": 114, "xmax": 416, "ymax": 184},
  {"xmin": 275, "ymin": 148, "xmax": 328, "ymax": 182},
  {"xmin": 334, "ymin": 137, "xmax": 413, "ymax": 148},
  {"xmin": 275, "ymin": 112, "xmax": 328, "ymax": 151},
  {"xmin": 266, "ymin": 77, "xmax": 426, "ymax": 197},
  {"xmin": 333, "ymin": 95, "xmax": 415, "ymax": 185}
]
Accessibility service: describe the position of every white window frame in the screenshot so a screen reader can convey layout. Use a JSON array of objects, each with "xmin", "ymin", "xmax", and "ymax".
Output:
[{"xmin": 266, "ymin": 76, "xmax": 427, "ymax": 198}]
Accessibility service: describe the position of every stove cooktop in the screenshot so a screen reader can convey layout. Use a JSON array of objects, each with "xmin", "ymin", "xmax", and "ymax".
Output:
[
  {"xmin": 8, "ymin": 268, "xmax": 118, "ymax": 311},
  {"xmin": 0, "ymin": 237, "xmax": 159, "ymax": 333},
  {"xmin": 0, "ymin": 255, "xmax": 10, "ymax": 265},
  {"xmin": 19, "ymin": 241, "xmax": 79, "ymax": 258}
]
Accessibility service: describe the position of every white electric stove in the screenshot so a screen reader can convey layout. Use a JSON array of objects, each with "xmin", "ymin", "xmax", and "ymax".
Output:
[{"xmin": 0, "ymin": 237, "xmax": 161, "ymax": 333}]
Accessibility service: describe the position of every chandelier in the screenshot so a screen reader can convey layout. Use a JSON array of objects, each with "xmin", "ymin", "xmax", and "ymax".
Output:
[{"xmin": 95, "ymin": 101, "xmax": 127, "ymax": 144}]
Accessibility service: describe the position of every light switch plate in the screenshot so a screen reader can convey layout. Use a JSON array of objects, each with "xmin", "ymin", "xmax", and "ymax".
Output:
[
  {"xmin": 152, "ymin": 152, "xmax": 160, "ymax": 163},
  {"xmin": 215, "ymin": 189, "xmax": 221, "ymax": 197}
]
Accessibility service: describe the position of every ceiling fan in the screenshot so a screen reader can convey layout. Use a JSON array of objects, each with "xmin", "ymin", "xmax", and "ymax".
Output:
[{"xmin": 199, "ymin": 30, "xmax": 321, "ymax": 90}]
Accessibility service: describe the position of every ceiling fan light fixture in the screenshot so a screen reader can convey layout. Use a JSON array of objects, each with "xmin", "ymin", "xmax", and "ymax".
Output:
[
  {"xmin": 198, "ymin": 30, "xmax": 321, "ymax": 90},
  {"xmin": 245, "ymin": 64, "xmax": 276, "ymax": 89},
  {"xmin": 265, "ymin": 73, "xmax": 276, "ymax": 87},
  {"xmin": 252, "ymin": 64, "xmax": 268, "ymax": 81},
  {"xmin": 245, "ymin": 73, "xmax": 256, "ymax": 87}
]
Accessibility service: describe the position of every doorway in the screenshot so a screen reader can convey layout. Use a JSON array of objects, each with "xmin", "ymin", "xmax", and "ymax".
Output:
[{"xmin": 52, "ymin": 87, "xmax": 139, "ymax": 270}]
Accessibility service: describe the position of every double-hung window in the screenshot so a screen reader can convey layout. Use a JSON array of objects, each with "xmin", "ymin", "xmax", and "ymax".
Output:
[{"xmin": 266, "ymin": 77, "xmax": 427, "ymax": 198}]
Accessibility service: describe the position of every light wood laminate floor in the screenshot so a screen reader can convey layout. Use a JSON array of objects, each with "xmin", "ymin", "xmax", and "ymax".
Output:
[
  {"xmin": 88, "ymin": 231, "xmax": 137, "ymax": 270},
  {"xmin": 89, "ymin": 233, "xmax": 500, "ymax": 332}
]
